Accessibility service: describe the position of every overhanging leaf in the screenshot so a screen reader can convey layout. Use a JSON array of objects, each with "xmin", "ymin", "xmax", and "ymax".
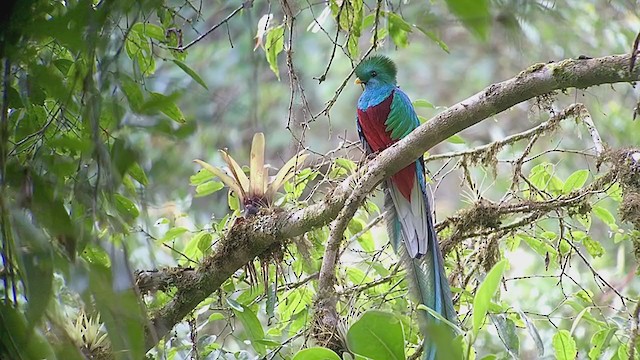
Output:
[
  {"xmin": 173, "ymin": 60, "xmax": 208, "ymax": 90},
  {"xmin": 147, "ymin": 92, "xmax": 186, "ymax": 123},
  {"xmin": 346, "ymin": 310, "xmax": 405, "ymax": 360},
  {"xmin": 444, "ymin": 0, "xmax": 490, "ymax": 40},
  {"xmin": 231, "ymin": 303, "xmax": 266, "ymax": 355},
  {"xmin": 473, "ymin": 259, "xmax": 507, "ymax": 337}
]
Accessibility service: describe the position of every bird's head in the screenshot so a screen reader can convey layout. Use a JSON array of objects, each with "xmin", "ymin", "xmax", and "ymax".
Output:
[{"xmin": 354, "ymin": 55, "xmax": 397, "ymax": 88}]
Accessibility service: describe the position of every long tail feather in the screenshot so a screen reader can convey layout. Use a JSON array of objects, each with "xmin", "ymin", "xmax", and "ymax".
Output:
[{"xmin": 384, "ymin": 161, "xmax": 456, "ymax": 359}]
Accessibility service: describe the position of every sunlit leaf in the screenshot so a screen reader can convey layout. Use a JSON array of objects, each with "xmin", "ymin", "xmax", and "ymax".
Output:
[
  {"xmin": 195, "ymin": 181, "xmax": 225, "ymax": 197},
  {"xmin": 563, "ymin": 169, "xmax": 589, "ymax": 193},
  {"xmin": 583, "ymin": 235, "xmax": 604, "ymax": 258},
  {"xmin": 387, "ymin": 12, "xmax": 411, "ymax": 48},
  {"xmin": 113, "ymin": 194, "xmax": 140, "ymax": 220},
  {"xmin": 589, "ymin": 328, "xmax": 615, "ymax": 360},
  {"xmin": 552, "ymin": 330, "xmax": 577, "ymax": 360},
  {"xmin": 413, "ymin": 99, "xmax": 435, "ymax": 108},
  {"xmin": 347, "ymin": 310, "xmax": 405, "ymax": 360},
  {"xmin": 265, "ymin": 24, "xmax": 285, "ymax": 79},
  {"xmin": 473, "ymin": 259, "xmax": 507, "ymax": 337},
  {"xmin": 161, "ymin": 227, "xmax": 188, "ymax": 242},
  {"xmin": 593, "ymin": 206, "xmax": 616, "ymax": 228},
  {"xmin": 447, "ymin": 134, "xmax": 466, "ymax": 144}
]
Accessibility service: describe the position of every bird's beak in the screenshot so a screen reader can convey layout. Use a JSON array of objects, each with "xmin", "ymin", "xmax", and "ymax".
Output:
[{"xmin": 354, "ymin": 78, "xmax": 364, "ymax": 85}]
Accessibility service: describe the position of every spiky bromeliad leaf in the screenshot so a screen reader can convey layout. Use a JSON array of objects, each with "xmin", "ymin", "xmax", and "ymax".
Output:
[
  {"xmin": 220, "ymin": 149, "xmax": 250, "ymax": 194},
  {"xmin": 194, "ymin": 133, "xmax": 308, "ymax": 211},
  {"xmin": 193, "ymin": 159, "xmax": 244, "ymax": 200},
  {"xmin": 250, "ymin": 133, "xmax": 266, "ymax": 199},
  {"xmin": 265, "ymin": 151, "xmax": 309, "ymax": 200}
]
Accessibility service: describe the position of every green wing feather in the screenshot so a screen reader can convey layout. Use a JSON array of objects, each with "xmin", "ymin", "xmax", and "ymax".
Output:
[{"xmin": 385, "ymin": 89, "xmax": 420, "ymax": 140}]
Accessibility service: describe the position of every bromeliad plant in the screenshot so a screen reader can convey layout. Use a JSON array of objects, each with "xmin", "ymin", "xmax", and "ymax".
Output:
[{"xmin": 194, "ymin": 133, "xmax": 309, "ymax": 216}]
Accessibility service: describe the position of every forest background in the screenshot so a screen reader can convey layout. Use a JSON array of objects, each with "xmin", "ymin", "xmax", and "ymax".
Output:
[{"xmin": 1, "ymin": 0, "xmax": 640, "ymax": 359}]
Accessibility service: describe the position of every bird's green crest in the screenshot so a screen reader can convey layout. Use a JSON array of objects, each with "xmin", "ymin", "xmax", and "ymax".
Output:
[{"xmin": 355, "ymin": 55, "xmax": 397, "ymax": 85}]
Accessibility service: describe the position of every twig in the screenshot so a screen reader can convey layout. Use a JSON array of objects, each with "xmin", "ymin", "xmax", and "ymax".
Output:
[
  {"xmin": 169, "ymin": 1, "xmax": 253, "ymax": 52},
  {"xmin": 424, "ymin": 104, "xmax": 582, "ymax": 163},
  {"xmin": 312, "ymin": 0, "xmax": 383, "ymax": 118},
  {"xmin": 314, "ymin": 2, "xmax": 346, "ymax": 84}
]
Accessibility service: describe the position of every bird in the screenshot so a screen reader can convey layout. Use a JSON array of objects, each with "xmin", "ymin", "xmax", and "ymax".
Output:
[{"xmin": 354, "ymin": 55, "xmax": 457, "ymax": 359}]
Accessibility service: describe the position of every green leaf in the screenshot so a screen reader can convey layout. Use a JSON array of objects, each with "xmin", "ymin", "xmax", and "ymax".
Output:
[
  {"xmin": 387, "ymin": 12, "xmax": 411, "ymax": 48},
  {"xmin": 11, "ymin": 213, "xmax": 53, "ymax": 325},
  {"xmin": 519, "ymin": 234, "xmax": 557, "ymax": 261},
  {"xmin": 356, "ymin": 230, "xmax": 374, "ymax": 252},
  {"xmin": 190, "ymin": 169, "xmax": 215, "ymax": 185},
  {"xmin": 90, "ymin": 265, "xmax": 146, "ymax": 359},
  {"xmin": 292, "ymin": 347, "xmax": 341, "ymax": 360},
  {"xmin": 444, "ymin": 0, "xmax": 490, "ymax": 40},
  {"xmin": 606, "ymin": 182, "xmax": 623, "ymax": 201},
  {"xmin": 563, "ymin": 169, "xmax": 589, "ymax": 193},
  {"xmin": 447, "ymin": 134, "xmax": 466, "ymax": 144},
  {"xmin": 147, "ymin": 92, "xmax": 186, "ymax": 123},
  {"xmin": 183, "ymin": 231, "xmax": 211, "ymax": 262},
  {"xmin": 516, "ymin": 309, "xmax": 544, "ymax": 356},
  {"xmin": 265, "ymin": 24, "xmax": 285, "ymax": 79},
  {"xmin": 195, "ymin": 181, "xmax": 225, "ymax": 197},
  {"xmin": 225, "ymin": 297, "xmax": 244, "ymax": 312},
  {"xmin": 346, "ymin": 310, "xmax": 405, "ymax": 360},
  {"xmin": 120, "ymin": 76, "xmax": 144, "ymax": 113},
  {"xmin": 412, "ymin": 99, "xmax": 435, "ymax": 108},
  {"xmin": 491, "ymin": 314, "xmax": 519, "ymax": 357},
  {"xmin": 416, "ymin": 27, "xmax": 450, "ymax": 53},
  {"xmin": 552, "ymin": 330, "xmax": 577, "ymax": 360},
  {"xmin": 113, "ymin": 194, "xmax": 140, "ymax": 220},
  {"xmin": 173, "ymin": 60, "xmax": 209, "ymax": 90},
  {"xmin": 197, "ymin": 232, "xmax": 213, "ymax": 253},
  {"xmin": 589, "ymin": 328, "xmax": 615, "ymax": 360},
  {"xmin": 583, "ymin": 235, "xmax": 604, "ymax": 258},
  {"xmin": 616, "ymin": 343, "xmax": 630, "ymax": 360},
  {"xmin": 473, "ymin": 259, "xmax": 507, "ymax": 337},
  {"xmin": 161, "ymin": 227, "xmax": 188, "ymax": 242},
  {"xmin": 129, "ymin": 162, "xmax": 149, "ymax": 186},
  {"xmin": 132, "ymin": 22, "xmax": 165, "ymax": 41},
  {"xmin": 0, "ymin": 304, "xmax": 55, "ymax": 359},
  {"xmin": 208, "ymin": 312, "xmax": 226, "ymax": 322},
  {"xmin": 593, "ymin": 206, "xmax": 616, "ymax": 228},
  {"xmin": 231, "ymin": 303, "xmax": 266, "ymax": 355}
]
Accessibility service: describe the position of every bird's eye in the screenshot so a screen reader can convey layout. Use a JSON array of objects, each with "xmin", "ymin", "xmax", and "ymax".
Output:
[{"xmin": 370, "ymin": 71, "xmax": 377, "ymax": 77}]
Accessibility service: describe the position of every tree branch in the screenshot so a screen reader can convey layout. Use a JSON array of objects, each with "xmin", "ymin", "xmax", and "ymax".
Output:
[{"xmin": 141, "ymin": 54, "xmax": 640, "ymax": 351}]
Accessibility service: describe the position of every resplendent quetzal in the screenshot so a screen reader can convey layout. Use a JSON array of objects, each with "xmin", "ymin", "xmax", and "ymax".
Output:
[{"xmin": 355, "ymin": 55, "xmax": 457, "ymax": 359}]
